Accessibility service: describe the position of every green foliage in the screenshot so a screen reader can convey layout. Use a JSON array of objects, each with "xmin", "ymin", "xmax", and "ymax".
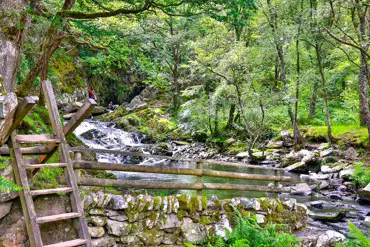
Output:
[
  {"xmin": 0, "ymin": 176, "xmax": 22, "ymax": 193},
  {"xmin": 188, "ymin": 209, "xmax": 299, "ymax": 247},
  {"xmin": 335, "ymin": 221, "xmax": 370, "ymax": 247},
  {"xmin": 351, "ymin": 163, "xmax": 370, "ymax": 188}
]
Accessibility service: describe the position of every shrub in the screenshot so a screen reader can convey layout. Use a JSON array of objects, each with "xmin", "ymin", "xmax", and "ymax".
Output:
[{"xmin": 186, "ymin": 209, "xmax": 299, "ymax": 247}]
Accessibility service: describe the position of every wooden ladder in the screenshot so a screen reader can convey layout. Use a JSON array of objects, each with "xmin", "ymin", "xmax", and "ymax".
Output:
[{"xmin": 8, "ymin": 80, "xmax": 92, "ymax": 247}]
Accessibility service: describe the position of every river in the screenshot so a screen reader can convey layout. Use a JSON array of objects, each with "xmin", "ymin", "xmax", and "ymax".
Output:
[{"xmin": 74, "ymin": 120, "xmax": 370, "ymax": 235}]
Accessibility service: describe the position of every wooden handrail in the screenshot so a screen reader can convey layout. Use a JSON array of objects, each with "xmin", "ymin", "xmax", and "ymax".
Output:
[
  {"xmin": 73, "ymin": 160, "xmax": 290, "ymax": 182},
  {"xmin": 70, "ymin": 146, "xmax": 284, "ymax": 171}
]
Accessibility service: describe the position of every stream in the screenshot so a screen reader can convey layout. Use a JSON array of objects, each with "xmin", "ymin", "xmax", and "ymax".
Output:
[{"xmin": 74, "ymin": 120, "xmax": 370, "ymax": 236}]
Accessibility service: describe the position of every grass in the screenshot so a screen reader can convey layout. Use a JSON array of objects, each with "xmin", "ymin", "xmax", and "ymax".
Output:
[
  {"xmin": 302, "ymin": 125, "xmax": 368, "ymax": 147},
  {"xmin": 351, "ymin": 162, "xmax": 370, "ymax": 188}
]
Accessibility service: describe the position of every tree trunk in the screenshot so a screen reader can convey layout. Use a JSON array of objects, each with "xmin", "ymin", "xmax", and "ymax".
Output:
[
  {"xmin": 0, "ymin": 0, "xmax": 29, "ymax": 93},
  {"xmin": 225, "ymin": 103, "xmax": 236, "ymax": 131},
  {"xmin": 315, "ymin": 44, "xmax": 334, "ymax": 146},
  {"xmin": 359, "ymin": 51, "xmax": 370, "ymax": 135},
  {"xmin": 17, "ymin": 0, "xmax": 76, "ymax": 97},
  {"xmin": 308, "ymin": 80, "xmax": 319, "ymax": 119}
]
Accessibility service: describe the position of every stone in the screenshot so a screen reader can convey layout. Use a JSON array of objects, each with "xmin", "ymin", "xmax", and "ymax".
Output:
[
  {"xmin": 266, "ymin": 140, "xmax": 283, "ymax": 149},
  {"xmin": 108, "ymin": 195, "xmax": 128, "ymax": 210},
  {"xmin": 337, "ymin": 185, "xmax": 347, "ymax": 192},
  {"xmin": 90, "ymin": 216, "xmax": 106, "ymax": 227},
  {"xmin": 280, "ymin": 130, "xmax": 293, "ymax": 147},
  {"xmin": 290, "ymin": 183, "xmax": 312, "ymax": 196},
  {"xmin": 106, "ymin": 219, "xmax": 131, "ymax": 237},
  {"xmin": 363, "ymin": 216, "xmax": 370, "ymax": 227},
  {"xmin": 282, "ymin": 150, "xmax": 321, "ymax": 173},
  {"xmin": 309, "ymin": 173, "xmax": 331, "ymax": 181},
  {"xmin": 88, "ymin": 226, "xmax": 105, "ymax": 238},
  {"xmin": 236, "ymin": 152, "xmax": 249, "ymax": 159},
  {"xmin": 282, "ymin": 198, "xmax": 297, "ymax": 210},
  {"xmin": 162, "ymin": 233, "xmax": 178, "ymax": 245},
  {"xmin": 320, "ymin": 148, "xmax": 335, "ymax": 157},
  {"xmin": 318, "ymin": 143, "xmax": 330, "ymax": 150},
  {"xmin": 214, "ymin": 215, "xmax": 232, "ymax": 238},
  {"xmin": 92, "ymin": 106, "xmax": 108, "ymax": 116},
  {"xmin": 180, "ymin": 218, "xmax": 205, "ymax": 244},
  {"xmin": 256, "ymin": 214, "xmax": 265, "ymax": 224},
  {"xmin": 121, "ymin": 235, "xmax": 141, "ymax": 245},
  {"xmin": 308, "ymin": 201, "xmax": 324, "ymax": 209},
  {"xmin": 339, "ymin": 169, "xmax": 354, "ymax": 180},
  {"xmin": 284, "ymin": 162, "xmax": 305, "ymax": 172},
  {"xmin": 359, "ymin": 183, "xmax": 370, "ymax": 202},
  {"xmin": 63, "ymin": 101, "xmax": 83, "ymax": 113},
  {"xmin": 321, "ymin": 165, "xmax": 343, "ymax": 174},
  {"xmin": 160, "ymin": 214, "xmax": 180, "ymax": 229},
  {"xmin": 328, "ymin": 192, "xmax": 343, "ymax": 200},
  {"xmin": 329, "ymin": 179, "xmax": 343, "ymax": 186},
  {"xmin": 109, "ymin": 214, "xmax": 128, "ymax": 222},
  {"xmin": 315, "ymin": 230, "xmax": 345, "ymax": 247},
  {"xmin": 0, "ymin": 202, "xmax": 11, "ymax": 220},
  {"xmin": 92, "ymin": 236, "xmax": 116, "ymax": 247},
  {"xmin": 319, "ymin": 181, "xmax": 330, "ymax": 190},
  {"xmin": 308, "ymin": 210, "xmax": 346, "ymax": 222},
  {"xmin": 137, "ymin": 228, "xmax": 163, "ymax": 246},
  {"xmin": 240, "ymin": 198, "xmax": 261, "ymax": 211},
  {"xmin": 344, "ymin": 147, "xmax": 359, "ymax": 160},
  {"xmin": 251, "ymin": 151, "xmax": 266, "ymax": 161}
]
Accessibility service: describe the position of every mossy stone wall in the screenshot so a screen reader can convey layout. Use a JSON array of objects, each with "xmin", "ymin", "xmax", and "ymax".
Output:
[{"xmin": 83, "ymin": 192, "xmax": 307, "ymax": 246}]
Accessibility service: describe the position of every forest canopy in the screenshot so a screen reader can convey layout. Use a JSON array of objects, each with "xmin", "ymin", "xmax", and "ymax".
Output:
[{"xmin": 1, "ymin": 0, "xmax": 370, "ymax": 150}]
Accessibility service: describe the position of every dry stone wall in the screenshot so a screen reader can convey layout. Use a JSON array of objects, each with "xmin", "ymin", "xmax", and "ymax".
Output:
[{"xmin": 83, "ymin": 192, "xmax": 307, "ymax": 246}]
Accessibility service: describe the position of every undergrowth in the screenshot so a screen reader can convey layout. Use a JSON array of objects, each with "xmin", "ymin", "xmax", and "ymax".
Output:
[
  {"xmin": 185, "ymin": 208, "xmax": 299, "ymax": 247},
  {"xmin": 335, "ymin": 221, "xmax": 370, "ymax": 247},
  {"xmin": 351, "ymin": 162, "xmax": 370, "ymax": 188}
]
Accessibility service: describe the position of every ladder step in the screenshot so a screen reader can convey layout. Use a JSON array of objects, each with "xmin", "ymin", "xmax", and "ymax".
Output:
[
  {"xmin": 43, "ymin": 239, "xmax": 88, "ymax": 247},
  {"xmin": 16, "ymin": 134, "xmax": 61, "ymax": 144},
  {"xmin": 24, "ymin": 163, "xmax": 68, "ymax": 169},
  {"xmin": 30, "ymin": 187, "xmax": 74, "ymax": 196},
  {"xmin": 36, "ymin": 212, "xmax": 81, "ymax": 224}
]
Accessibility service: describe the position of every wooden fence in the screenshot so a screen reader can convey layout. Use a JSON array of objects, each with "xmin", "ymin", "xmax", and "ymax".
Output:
[{"xmin": 69, "ymin": 147, "xmax": 291, "ymax": 193}]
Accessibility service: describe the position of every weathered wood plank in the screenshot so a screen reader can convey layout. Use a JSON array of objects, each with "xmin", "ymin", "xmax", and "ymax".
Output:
[
  {"xmin": 43, "ymin": 239, "xmax": 88, "ymax": 247},
  {"xmin": 73, "ymin": 160, "xmax": 291, "ymax": 182},
  {"xmin": 0, "ymin": 145, "xmax": 51, "ymax": 155},
  {"xmin": 36, "ymin": 212, "xmax": 81, "ymax": 224},
  {"xmin": 30, "ymin": 187, "xmax": 73, "ymax": 196},
  {"xmin": 16, "ymin": 134, "xmax": 60, "ymax": 144}
]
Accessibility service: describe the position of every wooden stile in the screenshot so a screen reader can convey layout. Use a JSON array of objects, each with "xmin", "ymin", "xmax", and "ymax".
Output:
[{"xmin": 8, "ymin": 80, "xmax": 92, "ymax": 247}]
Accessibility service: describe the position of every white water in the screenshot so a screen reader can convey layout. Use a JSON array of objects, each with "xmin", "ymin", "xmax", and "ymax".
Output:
[{"xmin": 73, "ymin": 120, "xmax": 195, "ymax": 182}]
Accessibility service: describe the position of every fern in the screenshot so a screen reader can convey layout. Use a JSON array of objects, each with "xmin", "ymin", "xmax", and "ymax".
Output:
[
  {"xmin": 0, "ymin": 176, "xmax": 22, "ymax": 192},
  {"xmin": 336, "ymin": 220, "xmax": 370, "ymax": 247}
]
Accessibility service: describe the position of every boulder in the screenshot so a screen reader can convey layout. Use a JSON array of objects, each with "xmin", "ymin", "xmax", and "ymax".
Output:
[
  {"xmin": 280, "ymin": 130, "xmax": 293, "ymax": 147},
  {"xmin": 126, "ymin": 85, "xmax": 157, "ymax": 111},
  {"xmin": 315, "ymin": 230, "xmax": 345, "ymax": 247},
  {"xmin": 91, "ymin": 106, "xmax": 108, "ymax": 116},
  {"xmin": 0, "ymin": 202, "xmax": 11, "ymax": 220},
  {"xmin": 290, "ymin": 183, "xmax": 312, "ymax": 196},
  {"xmin": 63, "ymin": 101, "xmax": 83, "ymax": 113},
  {"xmin": 281, "ymin": 150, "xmax": 321, "ymax": 173},
  {"xmin": 236, "ymin": 152, "xmax": 249, "ymax": 159},
  {"xmin": 106, "ymin": 219, "xmax": 131, "ymax": 237},
  {"xmin": 214, "ymin": 215, "xmax": 232, "ymax": 238},
  {"xmin": 319, "ymin": 148, "xmax": 336, "ymax": 157},
  {"xmin": 308, "ymin": 210, "xmax": 346, "ymax": 222},
  {"xmin": 339, "ymin": 169, "xmax": 354, "ymax": 180},
  {"xmin": 266, "ymin": 140, "xmax": 283, "ymax": 149},
  {"xmin": 344, "ymin": 147, "xmax": 359, "ymax": 160},
  {"xmin": 359, "ymin": 183, "xmax": 370, "ymax": 202}
]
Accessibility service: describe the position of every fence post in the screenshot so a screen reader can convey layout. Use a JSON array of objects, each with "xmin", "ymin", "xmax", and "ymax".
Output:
[
  {"xmin": 196, "ymin": 161, "xmax": 203, "ymax": 196},
  {"xmin": 74, "ymin": 152, "xmax": 82, "ymax": 181}
]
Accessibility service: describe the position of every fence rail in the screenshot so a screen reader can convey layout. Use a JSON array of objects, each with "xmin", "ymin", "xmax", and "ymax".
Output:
[{"xmin": 69, "ymin": 147, "xmax": 291, "ymax": 194}]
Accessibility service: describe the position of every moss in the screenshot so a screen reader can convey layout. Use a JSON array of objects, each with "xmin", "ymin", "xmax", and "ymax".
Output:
[
  {"xmin": 176, "ymin": 194, "xmax": 190, "ymax": 210},
  {"xmin": 303, "ymin": 125, "xmax": 368, "ymax": 147},
  {"xmin": 200, "ymin": 215, "xmax": 211, "ymax": 225},
  {"xmin": 201, "ymin": 196, "xmax": 208, "ymax": 210},
  {"xmin": 177, "ymin": 209, "xmax": 187, "ymax": 221},
  {"xmin": 153, "ymin": 196, "xmax": 162, "ymax": 211}
]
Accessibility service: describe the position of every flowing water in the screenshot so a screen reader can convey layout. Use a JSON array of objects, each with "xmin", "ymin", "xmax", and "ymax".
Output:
[{"xmin": 74, "ymin": 120, "xmax": 370, "ymax": 234}]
